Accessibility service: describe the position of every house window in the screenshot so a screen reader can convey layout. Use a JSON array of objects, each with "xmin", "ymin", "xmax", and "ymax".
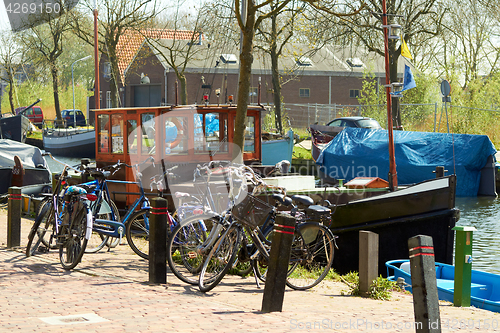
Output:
[
  {"xmin": 249, "ymin": 87, "xmax": 258, "ymax": 97},
  {"xmin": 103, "ymin": 62, "xmax": 111, "ymax": 78},
  {"xmin": 299, "ymin": 88, "xmax": 310, "ymax": 98},
  {"xmin": 350, "ymin": 89, "xmax": 360, "ymax": 98},
  {"xmin": 106, "ymin": 91, "xmax": 112, "ymax": 108},
  {"xmin": 296, "ymin": 56, "xmax": 313, "ymax": 66}
]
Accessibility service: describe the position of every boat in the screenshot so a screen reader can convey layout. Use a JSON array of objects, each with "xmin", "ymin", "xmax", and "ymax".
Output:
[
  {"xmin": 43, "ymin": 126, "xmax": 96, "ymax": 158},
  {"xmin": 0, "ymin": 114, "xmax": 31, "ymax": 143},
  {"xmin": 261, "ymin": 129, "xmax": 294, "ymax": 166},
  {"xmin": 0, "ymin": 139, "xmax": 52, "ymax": 196},
  {"xmin": 386, "ymin": 259, "xmax": 500, "ymax": 313},
  {"xmin": 314, "ymin": 127, "xmax": 497, "ymax": 196}
]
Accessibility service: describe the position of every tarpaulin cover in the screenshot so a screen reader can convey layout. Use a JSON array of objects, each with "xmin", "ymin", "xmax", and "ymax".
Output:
[{"xmin": 316, "ymin": 127, "xmax": 496, "ymax": 196}]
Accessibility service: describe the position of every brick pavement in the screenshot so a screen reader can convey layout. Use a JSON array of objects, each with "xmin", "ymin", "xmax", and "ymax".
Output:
[{"xmin": 1, "ymin": 209, "xmax": 500, "ymax": 332}]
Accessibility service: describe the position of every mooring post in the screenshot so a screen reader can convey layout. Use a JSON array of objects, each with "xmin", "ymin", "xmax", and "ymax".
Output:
[
  {"xmin": 434, "ymin": 166, "xmax": 445, "ymax": 178},
  {"xmin": 149, "ymin": 197, "xmax": 168, "ymax": 284},
  {"xmin": 359, "ymin": 230, "xmax": 379, "ymax": 297},
  {"xmin": 452, "ymin": 226, "xmax": 476, "ymax": 307},
  {"xmin": 7, "ymin": 186, "xmax": 22, "ymax": 248},
  {"xmin": 261, "ymin": 213, "xmax": 295, "ymax": 313},
  {"xmin": 408, "ymin": 235, "xmax": 441, "ymax": 333}
]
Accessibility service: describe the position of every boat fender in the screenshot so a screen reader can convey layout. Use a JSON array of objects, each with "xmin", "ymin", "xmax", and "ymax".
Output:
[{"xmin": 400, "ymin": 261, "xmax": 411, "ymax": 274}]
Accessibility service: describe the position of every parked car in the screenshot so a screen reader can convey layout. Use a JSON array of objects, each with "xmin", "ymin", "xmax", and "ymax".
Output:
[
  {"xmin": 15, "ymin": 106, "xmax": 44, "ymax": 129},
  {"xmin": 55, "ymin": 109, "xmax": 86, "ymax": 128},
  {"xmin": 327, "ymin": 116, "xmax": 383, "ymax": 129}
]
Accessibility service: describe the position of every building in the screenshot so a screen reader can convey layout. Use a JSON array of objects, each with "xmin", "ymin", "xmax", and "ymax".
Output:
[{"xmin": 90, "ymin": 30, "xmax": 407, "ymax": 118}]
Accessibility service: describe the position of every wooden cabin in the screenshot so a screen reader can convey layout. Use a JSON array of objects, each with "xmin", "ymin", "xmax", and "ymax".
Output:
[{"xmin": 94, "ymin": 104, "xmax": 264, "ymax": 211}]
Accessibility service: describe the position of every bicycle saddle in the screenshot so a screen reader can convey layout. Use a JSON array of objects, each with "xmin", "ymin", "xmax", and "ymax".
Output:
[
  {"xmin": 305, "ymin": 205, "xmax": 331, "ymax": 216},
  {"xmin": 290, "ymin": 195, "xmax": 314, "ymax": 207},
  {"xmin": 271, "ymin": 193, "xmax": 293, "ymax": 206}
]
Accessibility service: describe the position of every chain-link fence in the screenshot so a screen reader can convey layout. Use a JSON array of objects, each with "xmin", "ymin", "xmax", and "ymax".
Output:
[{"xmin": 280, "ymin": 103, "xmax": 441, "ymax": 132}]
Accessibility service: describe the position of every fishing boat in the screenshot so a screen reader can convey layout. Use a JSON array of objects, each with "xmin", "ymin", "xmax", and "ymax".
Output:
[
  {"xmin": 43, "ymin": 126, "xmax": 95, "ymax": 158},
  {"xmin": 0, "ymin": 139, "xmax": 52, "ymax": 196},
  {"xmin": 386, "ymin": 259, "xmax": 500, "ymax": 313}
]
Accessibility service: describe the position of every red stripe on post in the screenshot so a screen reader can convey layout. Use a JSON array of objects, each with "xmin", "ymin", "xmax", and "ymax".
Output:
[
  {"xmin": 409, "ymin": 253, "xmax": 435, "ymax": 258},
  {"xmin": 274, "ymin": 229, "xmax": 294, "ymax": 235},
  {"xmin": 409, "ymin": 246, "xmax": 434, "ymax": 251}
]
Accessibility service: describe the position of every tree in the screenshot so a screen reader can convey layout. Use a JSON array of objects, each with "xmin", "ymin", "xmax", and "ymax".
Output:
[
  {"xmin": 0, "ymin": 31, "xmax": 25, "ymax": 114},
  {"xmin": 232, "ymin": 0, "xmax": 362, "ymax": 160},
  {"xmin": 144, "ymin": 4, "xmax": 212, "ymax": 105},
  {"xmin": 338, "ymin": 0, "xmax": 446, "ymax": 128},
  {"xmin": 71, "ymin": 0, "xmax": 159, "ymax": 108},
  {"xmin": 20, "ymin": 15, "xmax": 73, "ymax": 123}
]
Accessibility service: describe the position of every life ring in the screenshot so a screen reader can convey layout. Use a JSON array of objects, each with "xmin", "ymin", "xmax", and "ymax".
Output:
[{"xmin": 165, "ymin": 117, "xmax": 184, "ymax": 149}]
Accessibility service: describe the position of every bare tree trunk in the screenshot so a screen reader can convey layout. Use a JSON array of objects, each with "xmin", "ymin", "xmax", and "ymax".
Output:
[
  {"xmin": 270, "ymin": 14, "xmax": 283, "ymax": 134},
  {"xmin": 389, "ymin": 39, "xmax": 401, "ymax": 130},
  {"xmin": 234, "ymin": 15, "xmax": 255, "ymax": 162},
  {"xmin": 7, "ymin": 69, "xmax": 15, "ymax": 115},
  {"xmin": 179, "ymin": 74, "xmax": 188, "ymax": 105},
  {"xmin": 110, "ymin": 60, "xmax": 121, "ymax": 108},
  {"xmin": 51, "ymin": 62, "xmax": 63, "ymax": 124}
]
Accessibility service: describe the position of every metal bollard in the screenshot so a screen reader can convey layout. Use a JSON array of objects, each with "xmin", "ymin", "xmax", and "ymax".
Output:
[
  {"xmin": 261, "ymin": 213, "xmax": 295, "ymax": 313},
  {"xmin": 7, "ymin": 187, "xmax": 22, "ymax": 248},
  {"xmin": 408, "ymin": 235, "xmax": 441, "ymax": 333},
  {"xmin": 148, "ymin": 197, "xmax": 168, "ymax": 284},
  {"xmin": 359, "ymin": 230, "xmax": 379, "ymax": 297}
]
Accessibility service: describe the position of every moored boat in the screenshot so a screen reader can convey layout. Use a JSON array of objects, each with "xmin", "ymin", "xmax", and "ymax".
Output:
[
  {"xmin": 386, "ymin": 259, "xmax": 500, "ymax": 313},
  {"xmin": 43, "ymin": 127, "xmax": 96, "ymax": 158}
]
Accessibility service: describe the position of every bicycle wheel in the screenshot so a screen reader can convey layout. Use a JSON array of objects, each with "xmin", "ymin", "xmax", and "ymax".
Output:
[
  {"xmin": 37, "ymin": 198, "xmax": 61, "ymax": 249},
  {"xmin": 167, "ymin": 214, "xmax": 215, "ymax": 285},
  {"xmin": 198, "ymin": 224, "xmax": 241, "ymax": 292},
  {"xmin": 86, "ymin": 200, "xmax": 121, "ymax": 253},
  {"xmin": 26, "ymin": 201, "xmax": 52, "ymax": 257},
  {"xmin": 58, "ymin": 201, "xmax": 89, "ymax": 270},
  {"xmin": 286, "ymin": 223, "xmax": 335, "ymax": 290},
  {"xmin": 125, "ymin": 210, "xmax": 150, "ymax": 259}
]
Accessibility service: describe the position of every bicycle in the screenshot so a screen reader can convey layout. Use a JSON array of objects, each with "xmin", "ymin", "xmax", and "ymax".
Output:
[
  {"xmin": 197, "ymin": 165, "xmax": 337, "ymax": 292},
  {"xmin": 26, "ymin": 154, "xmax": 121, "ymax": 257}
]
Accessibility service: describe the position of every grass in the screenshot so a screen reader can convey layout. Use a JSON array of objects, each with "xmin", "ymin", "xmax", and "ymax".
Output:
[{"xmin": 293, "ymin": 145, "xmax": 312, "ymax": 160}]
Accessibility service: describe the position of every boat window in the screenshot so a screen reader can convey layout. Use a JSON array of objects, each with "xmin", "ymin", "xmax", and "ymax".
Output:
[
  {"xmin": 111, "ymin": 114, "xmax": 124, "ymax": 154},
  {"xmin": 98, "ymin": 114, "xmax": 110, "ymax": 153},
  {"xmin": 141, "ymin": 113, "xmax": 156, "ymax": 155},
  {"xmin": 164, "ymin": 116, "xmax": 188, "ymax": 155},
  {"xmin": 193, "ymin": 113, "xmax": 228, "ymax": 154},
  {"xmin": 205, "ymin": 113, "xmax": 228, "ymax": 154},
  {"xmin": 244, "ymin": 116, "xmax": 255, "ymax": 153},
  {"xmin": 127, "ymin": 119, "xmax": 138, "ymax": 155}
]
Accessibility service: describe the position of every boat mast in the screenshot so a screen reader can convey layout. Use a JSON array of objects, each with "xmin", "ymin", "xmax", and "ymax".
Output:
[
  {"xmin": 382, "ymin": 0, "xmax": 397, "ymax": 191},
  {"xmin": 94, "ymin": 0, "xmax": 100, "ymax": 110}
]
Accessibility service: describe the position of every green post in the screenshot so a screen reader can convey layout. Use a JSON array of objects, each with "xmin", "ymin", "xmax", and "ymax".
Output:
[{"xmin": 452, "ymin": 226, "xmax": 476, "ymax": 307}]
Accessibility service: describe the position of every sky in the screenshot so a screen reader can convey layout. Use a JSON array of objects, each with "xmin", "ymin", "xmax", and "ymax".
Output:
[{"xmin": 0, "ymin": 0, "xmax": 202, "ymax": 32}]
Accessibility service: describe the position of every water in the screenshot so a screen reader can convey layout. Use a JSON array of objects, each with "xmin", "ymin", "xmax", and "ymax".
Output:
[
  {"xmin": 42, "ymin": 155, "xmax": 500, "ymax": 275},
  {"xmin": 44, "ymin": 155, "xmax": 95, "ymax": 174},
  {"xmin": 455, "ymin": 196, "xmax": 500, "ymax": 275}
]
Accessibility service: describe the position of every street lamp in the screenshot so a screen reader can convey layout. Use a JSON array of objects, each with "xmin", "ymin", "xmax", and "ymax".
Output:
[{"xmin": 72, "ymin": 55, "xmax": 92, "ymax": 127}]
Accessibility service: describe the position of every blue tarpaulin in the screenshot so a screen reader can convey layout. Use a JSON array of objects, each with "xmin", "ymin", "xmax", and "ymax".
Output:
[{"xmin": 316, "ymin": 127, "xmax": 496, "ymax": 196}]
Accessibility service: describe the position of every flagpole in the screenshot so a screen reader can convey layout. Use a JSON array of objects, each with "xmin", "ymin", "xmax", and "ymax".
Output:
[
  {"xmin": 94, "ymin": 0, "xmax": 100, "ymax": 110},
  {"xmin": 382, "ymin": 0, "xmax": 397, "ymax": 190}
]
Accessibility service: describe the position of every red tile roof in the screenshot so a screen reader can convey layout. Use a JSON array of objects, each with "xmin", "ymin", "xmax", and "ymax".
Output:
[{"xmin": 114, "ymin": 29, "xmax": 202, "ymax": 83}]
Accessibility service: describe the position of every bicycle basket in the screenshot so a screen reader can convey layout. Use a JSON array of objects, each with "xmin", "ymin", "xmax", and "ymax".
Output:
[{"xmin": 231, "ymin": 194, "xmax": 273, "ymax": 228}]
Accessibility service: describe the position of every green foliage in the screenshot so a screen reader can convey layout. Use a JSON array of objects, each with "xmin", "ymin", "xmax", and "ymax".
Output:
[
  {"xmin": 339, "ymin": 272, "xmax": 397, "ymax": 300},
  {"xmin": 369, "ymin": 275, "xmax": 398, "ymax": 300},
  {"xmin": 262, "ymin": 107, "xmax": 291, "ymax": 133},
  {"xmin": 293, "ymin": 145, "xmax": 312, "ymax": 160}
]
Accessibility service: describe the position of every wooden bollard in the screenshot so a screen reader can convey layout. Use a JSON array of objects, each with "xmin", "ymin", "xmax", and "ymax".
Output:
[
  {"xmin": 7, "ymin": 187, "xmax": 22, "ymax": 248},
  {"xmin": 408, "ymin": 235, "xmax": 441, "ymax": 333},
  {"xmin": 261, "ymin": 213, "xmax": 295, "ymax": 313},
  {"xmin": 149, "ymin": 197, "xmax": 168, "ymax": 284},
  {"xmin": 359, "ymin": 230, "xmax": 379, "ymax": 297}
]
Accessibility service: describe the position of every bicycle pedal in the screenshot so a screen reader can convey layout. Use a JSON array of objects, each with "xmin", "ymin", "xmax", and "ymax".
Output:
[{"xmin": 38, "ymin": 246, "xmax": 49, "ymax": 253}]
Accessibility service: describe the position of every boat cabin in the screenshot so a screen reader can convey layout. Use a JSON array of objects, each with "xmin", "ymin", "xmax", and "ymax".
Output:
[{"xmin": 94, "ymin": 104, "xmax": 264, "ymax": 210}]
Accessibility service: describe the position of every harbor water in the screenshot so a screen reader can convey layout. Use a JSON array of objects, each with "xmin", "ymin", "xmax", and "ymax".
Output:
[{"xmin": 43, "ymin": 155, "xmax": 500, "ymax": 275}]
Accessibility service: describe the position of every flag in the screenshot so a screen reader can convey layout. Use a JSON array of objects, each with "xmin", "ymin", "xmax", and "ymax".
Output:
[
  {"xmin": 402, "ymin": 64, "xmax": 416, "ymax": 92},
  {"xmin": 401, "ymin": 37, "xmax": 413, "ymax": 60}
]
